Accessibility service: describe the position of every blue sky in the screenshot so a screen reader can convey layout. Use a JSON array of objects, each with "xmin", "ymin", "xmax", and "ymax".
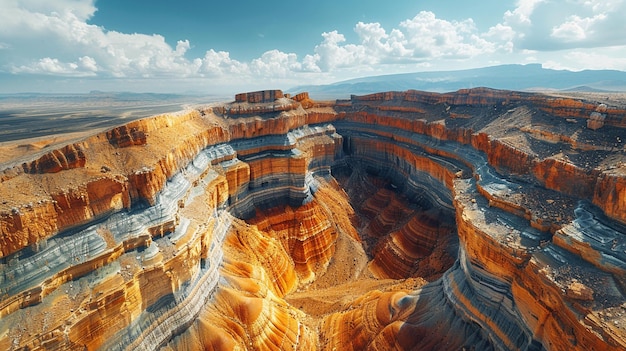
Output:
[{"xmin": 1, "ymin": 0, "xmax": 626, "ymax": 94}]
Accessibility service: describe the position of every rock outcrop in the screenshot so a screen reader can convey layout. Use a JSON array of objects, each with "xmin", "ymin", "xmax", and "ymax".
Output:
[
  {"xmin": 21, "ymin": 143, "xmax": 87, "ymax": 174},
  {"xmin": 0, "ymin": 88, "xmax": 625, "ymax": 350},
  {"xmin": 235, "ymin": 90, "xmax": 284, "ymax": 103}
]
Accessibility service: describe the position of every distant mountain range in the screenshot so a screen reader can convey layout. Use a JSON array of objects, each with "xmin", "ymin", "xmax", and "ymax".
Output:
[{"xmin": 290, "ymin": 64, "xmax": 626, "ymax": 99}]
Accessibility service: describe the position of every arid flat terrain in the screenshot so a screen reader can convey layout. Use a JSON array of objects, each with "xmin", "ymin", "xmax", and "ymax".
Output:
[
  {"xmin": 0, "ymin": 92, "xmax": 221, "ymax": 165},
  {"xmin": 543, "ymin": 90, "xmax": 626, "ymax": 107}
]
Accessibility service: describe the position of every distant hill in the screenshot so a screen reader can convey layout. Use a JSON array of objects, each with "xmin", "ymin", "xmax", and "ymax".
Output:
[{"xmin": 290, "ymin": 64, "xmax": 626, "ymax": 99}]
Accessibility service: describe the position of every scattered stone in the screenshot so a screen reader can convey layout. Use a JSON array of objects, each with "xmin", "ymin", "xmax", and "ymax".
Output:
[
  {"xmin": 587, "ymin": 111, "xmax": 606, "ymax": 130},
  {"xmin": 566, "ymin": 281, "xmax": 594, "ymax": 301}
]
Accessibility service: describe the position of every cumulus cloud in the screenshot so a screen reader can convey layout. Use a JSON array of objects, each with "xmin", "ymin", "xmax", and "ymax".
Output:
[
  {"xmin": 14, "ymin": 0, "xmax": 97, "ymax": 21},
  {"xmin": 250, "ymin": 50, "xmax": 303, "ymax": 77},
  {"xmin": 0, "ymin": 2, "xmax": 190, "ymax": 77},
  {"xmin": 492, "ymin": 0, "xmax": 626, "ymax": 51},
  {"xmin": 551, "ymin": 15, "xmax": 591, "ymax": 41},
  {"xmin": 174, "ymin": 40, "xmax": 190, "ymax": 57},
  {"xmin": 400, "ymin": 12, "xmax": 495, "ymax": 59},
  {"xmin": 0, "ymin": 0, "xmax": 309, "ymax": 81},
  {"xmin": 12, "ymin": 56, "xmax": 98, "ymax": 76},
  {"xmin": 78, "ymin": 56, "xmax": 98, "ymax": 72},
  {"xmin": 484, "ymin": 24, "xmax": 517, "ymax": 53},
  {"xmin": 0, "ymin": 0, "xmax": 625, "ymax": 92},
  {"xmin": 2, "ymin": 3, "xmax": 502, "ymax": 83},
  {"xmin": 199, "ymin": 49, "xmax": 247, "ymax": 77},
  {"xmin": 306, "ymin": 11, "xmax": 499, "ymax": 73},
  {"xmin": 542, "ymin": 46, "xmax": 626, "ymax": 71},
  {"xmin": 354, "ymin": 22, "xmax": 412, "ymax": 62},
  {"xmin": 503, "ymin": 0, "xmax": 544, "ymax": 26},
  {"xmin": 311, "ymin": 31, "xmax": 367, "ymax": 71}
]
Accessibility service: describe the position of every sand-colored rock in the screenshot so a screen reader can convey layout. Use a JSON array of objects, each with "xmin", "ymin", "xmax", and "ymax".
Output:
[
  {"xmin": 587, "ymin": 111, "xmax": 606, "ymax": 130},
  {"xmin": 566, "ymin": 281, "xmax": 594, "ymax": 300},
  {"xmin": 21, "ymin": 143, "xmax": 87, "ymax": 174},
  {"xmin": 235, "ymin": 90, "xmax": 284, "ymax": 103},
  {"xmin": 370, "ymin": 212, "xmax": 454, "ymax": 279},
  {"xmin": 0, "ymin": 88, "xmax": 625, "ymax": 350},
  {"xmin": 106, "ymin": 125, "xmax": 147, "ymax": 148},
  {"xmin": 250, "ymin": 201, "xmax": 338, "ymax": 284}
]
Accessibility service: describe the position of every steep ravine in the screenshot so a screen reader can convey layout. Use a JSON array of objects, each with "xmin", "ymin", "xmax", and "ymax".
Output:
[{"xmin": 0, "ymin": 89, "xmax": 625, "ymax": 350}]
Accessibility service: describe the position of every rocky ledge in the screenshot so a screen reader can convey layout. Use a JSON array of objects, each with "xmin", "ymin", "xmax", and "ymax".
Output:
[{"xmin": 0, "ymin": 88, "xmax": 625, "ymax": 350}]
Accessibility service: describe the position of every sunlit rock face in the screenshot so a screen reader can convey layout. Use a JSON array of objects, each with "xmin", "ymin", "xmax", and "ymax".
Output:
[{"xmin": 1, "ymin": 88, "xmax": 625, "ymax": 350}]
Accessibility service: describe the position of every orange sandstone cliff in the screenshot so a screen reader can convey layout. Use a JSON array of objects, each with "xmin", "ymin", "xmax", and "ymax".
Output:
[{"xmin": 0, "ymin": 88, "xmax": 625, "ymax": 350}]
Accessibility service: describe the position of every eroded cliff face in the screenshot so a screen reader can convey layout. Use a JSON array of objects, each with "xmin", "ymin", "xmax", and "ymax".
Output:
[{"xmin": 0, "ymin": 88, "xmax": 625, "ymax": 350}]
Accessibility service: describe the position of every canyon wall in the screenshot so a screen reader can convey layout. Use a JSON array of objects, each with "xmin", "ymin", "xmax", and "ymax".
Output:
[{"xmin": 0, "ymin": 88, "xmax": 625, "ymax": 350}]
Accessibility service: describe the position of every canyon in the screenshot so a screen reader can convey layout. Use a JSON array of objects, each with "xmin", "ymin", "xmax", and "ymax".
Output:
[{"xmin": 0, "ymin": 87, "xmax": 625, "ymax": 350}]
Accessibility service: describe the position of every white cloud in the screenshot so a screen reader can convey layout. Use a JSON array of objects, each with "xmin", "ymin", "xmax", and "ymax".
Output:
[
  {"xmin": 493, "ymin": 0, "xmax": 626, "ymax": 51},
  {"xmin": 578, "ymin": 0, "xmax": 621, "ymax": 13},
  {"xmin": 12, "ymin": 0, "xmax": 97, "ymax": 21},
  {"xmin": 0, "ymin": 0, "xmax": 303, "ymax": 81},
  {"xmin": 199, "ymin": 49, "xmax": 247, "ymax": 77},
  {"xmin": 354, "ymin": 22, "xmax": 412, "ymax": 62},
  {"xmin": 542, "ymin": 47, "xmax": 626, "ymax": 71},
  {"xmin": 484, "ymin": 24, "xmax": 516, "ymax": 53},
  {"xmin": 312, "ymin": 31, "xmax": 367, "ymax": 71},
  {"xmin": 11, "ymin": 57, "xmax": 97, "ymax": 76},
  {"xmin": 0, "ymin": 0, "xmax": 625, "ymax": 92},
  {"xmin": 551, "ymin": 15, "xmax": 599, "ymax": 42},
  {"xmin": 174, "ymin": 40, "xmax": 190, "ymax": 57},
  {"xmin": 0, "ymin": 1, "xmax": 191, "ymax": 77},
  {"xmin": 302, "ymin": 54, "xmax": 322, "ymax": 73},
  {"xmin": 250, "ymin": 50, "xmax": 303, "ymax": 77},
  {"xmin": 306, "ymin": 11, "xmax": 499, "ymax": 73},
  {"xmin": 78, "ymin": 55, "xmax": 98, "ymax": 72},
  {"xmin": 399, "ymin": 12, "xmax": 495, "ymax": 59},
  {"xmin": 503, "ymin": 0, "xmax": 544, "ymax": 26}
]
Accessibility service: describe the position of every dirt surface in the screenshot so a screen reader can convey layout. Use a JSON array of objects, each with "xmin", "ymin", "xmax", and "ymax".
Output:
[
  {"xmin": 0, "ymin": 131, "xmax": 98, "ymax": 165},
  {"xmin": 543, "ymin": 91, "xmax": 626, "ymax": 108}
]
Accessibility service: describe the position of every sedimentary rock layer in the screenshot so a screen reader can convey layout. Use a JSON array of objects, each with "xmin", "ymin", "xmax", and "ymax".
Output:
[{"xmin": 0, "ymin": 88, "xmax": 625, "ymax": 350}]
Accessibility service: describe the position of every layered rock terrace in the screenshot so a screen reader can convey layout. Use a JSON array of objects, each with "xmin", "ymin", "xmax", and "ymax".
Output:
[{"xmin": 0, "ymin": 88, "xmax": 625, "ymax": 350}]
